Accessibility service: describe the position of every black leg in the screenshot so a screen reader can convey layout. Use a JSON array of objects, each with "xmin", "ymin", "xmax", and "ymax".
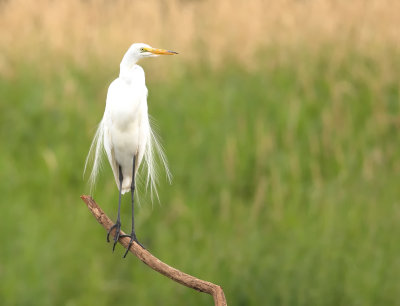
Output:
[
  {"xmin": 107, "ymin": 165, "xmax": 123, "ymax": 252},
  {"xmin": 121, "ymin": 155, "xmax": 144, "ymax": 258}
]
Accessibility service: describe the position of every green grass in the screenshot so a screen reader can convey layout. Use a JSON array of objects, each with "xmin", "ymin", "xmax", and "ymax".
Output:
[{"xmin": 0, "ymin": 48, "xmax": 399, "ymax": 305}]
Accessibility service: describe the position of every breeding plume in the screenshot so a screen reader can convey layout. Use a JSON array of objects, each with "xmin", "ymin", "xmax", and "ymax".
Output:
[{"xmin": 85, "ymin": 43, "xmax": 177, "ymax": 257}]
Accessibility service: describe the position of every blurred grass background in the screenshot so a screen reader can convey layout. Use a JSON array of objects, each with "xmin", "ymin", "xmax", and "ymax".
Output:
[{"xmin": 1, "ymin": 0, "xmax": 400, "ymax": 305}]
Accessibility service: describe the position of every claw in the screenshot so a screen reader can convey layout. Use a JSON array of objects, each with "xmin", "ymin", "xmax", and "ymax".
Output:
[
  {"xmin": 123, "ymin": 241, "xmax": 133, "ymax": 258},
  {"xmin": 120, "ymin": 233, "xmax": 145, "ymax": 258},
  {"xmin": 107, "ymin": 224, "xmax": 117, "ymax": 242},
  {"xmin": 107, "ymin": 222, "xmax": 122, "ymax": 252}
]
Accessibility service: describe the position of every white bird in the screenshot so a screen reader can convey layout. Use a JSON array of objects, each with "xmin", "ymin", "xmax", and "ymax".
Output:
[{"xmin": 84, "ymin": 43, "xmax": 177, "ymax": 257}]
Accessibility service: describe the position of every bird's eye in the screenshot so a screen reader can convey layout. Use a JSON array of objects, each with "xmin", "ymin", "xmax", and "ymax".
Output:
[{"xmin": 140, "ymin": 48, "xmax": 145, "ymax": 52}]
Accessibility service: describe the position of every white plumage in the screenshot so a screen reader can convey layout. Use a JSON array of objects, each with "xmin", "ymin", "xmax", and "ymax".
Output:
[{"xmin": 84, "ymin": 43, "xmax": 175, "ymax": 200}]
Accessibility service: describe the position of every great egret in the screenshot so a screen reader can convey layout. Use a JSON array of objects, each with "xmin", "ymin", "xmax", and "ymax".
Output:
[{"xmin": 84, "ymin": 43, "xmax": 177, "ymax": 257}]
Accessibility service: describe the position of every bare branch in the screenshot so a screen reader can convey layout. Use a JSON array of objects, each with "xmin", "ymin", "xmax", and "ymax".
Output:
[{"xmin": 80, "ymin": 195, "xmax": 227, "ymax": 306}]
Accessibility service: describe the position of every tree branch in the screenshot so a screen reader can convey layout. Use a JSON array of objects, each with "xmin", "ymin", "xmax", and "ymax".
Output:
[{"xmin": 80, "ymin": 195, "xmax": 227, "ymax": 306}]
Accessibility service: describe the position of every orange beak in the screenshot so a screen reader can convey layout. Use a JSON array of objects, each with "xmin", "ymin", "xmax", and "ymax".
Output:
[{"xmin": 144, "ymin": 47, "xmax": 178, "ymax": 55}]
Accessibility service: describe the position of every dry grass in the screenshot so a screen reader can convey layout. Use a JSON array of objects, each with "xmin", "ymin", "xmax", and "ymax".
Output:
[{"xmin": 1, "ymin": 0, "xmax": 399, "ymax": 75}]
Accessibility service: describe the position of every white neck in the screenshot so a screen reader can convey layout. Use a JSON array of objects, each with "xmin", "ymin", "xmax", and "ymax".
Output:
[{"xmin": 119, "ymin": 53, "xmax": 140, "ymax": 80}]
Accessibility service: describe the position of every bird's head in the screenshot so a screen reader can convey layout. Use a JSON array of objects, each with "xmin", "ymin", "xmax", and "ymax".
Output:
[
  {"xmin": 132, "ymin": 43, "xmax": 178, "ymax": 57},
  {"xmin": 122, "ymin": 43, "xmax": 178, "ymax": 66}
]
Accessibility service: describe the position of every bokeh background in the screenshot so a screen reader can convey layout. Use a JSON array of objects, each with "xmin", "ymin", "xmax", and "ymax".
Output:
[{"xmin": 1, "ymin": 0, "xmax": 400, "ymax": 305}]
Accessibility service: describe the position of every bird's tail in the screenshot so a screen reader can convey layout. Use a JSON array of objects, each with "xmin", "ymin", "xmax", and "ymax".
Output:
[{"xmin": 83, "ymin": 119, "xmax": 105, "ymax": 194}]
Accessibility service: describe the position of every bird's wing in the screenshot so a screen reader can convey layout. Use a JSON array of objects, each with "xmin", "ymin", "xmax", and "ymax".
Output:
[
  {"xmin": 84, "ymin": 80, "xmax": 119, "ymax": 194},
  {"xmin": 103, "ymin": 113, "xmax": 120, "ymax": 191}
]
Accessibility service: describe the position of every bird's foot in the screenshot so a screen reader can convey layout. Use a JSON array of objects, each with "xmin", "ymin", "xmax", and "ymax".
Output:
[
  {"xmin": 107, "ymin": 221, "xmax": 122, "ymax": 252},
  {"xmin": 120, "ymin": 232, "xmax": 145, "ymax": 258}
]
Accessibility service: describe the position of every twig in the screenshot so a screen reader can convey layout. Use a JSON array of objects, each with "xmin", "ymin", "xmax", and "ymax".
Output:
[{"xmin": 80, "ymin": 195, "xmax": 227, "ymax": 306}]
